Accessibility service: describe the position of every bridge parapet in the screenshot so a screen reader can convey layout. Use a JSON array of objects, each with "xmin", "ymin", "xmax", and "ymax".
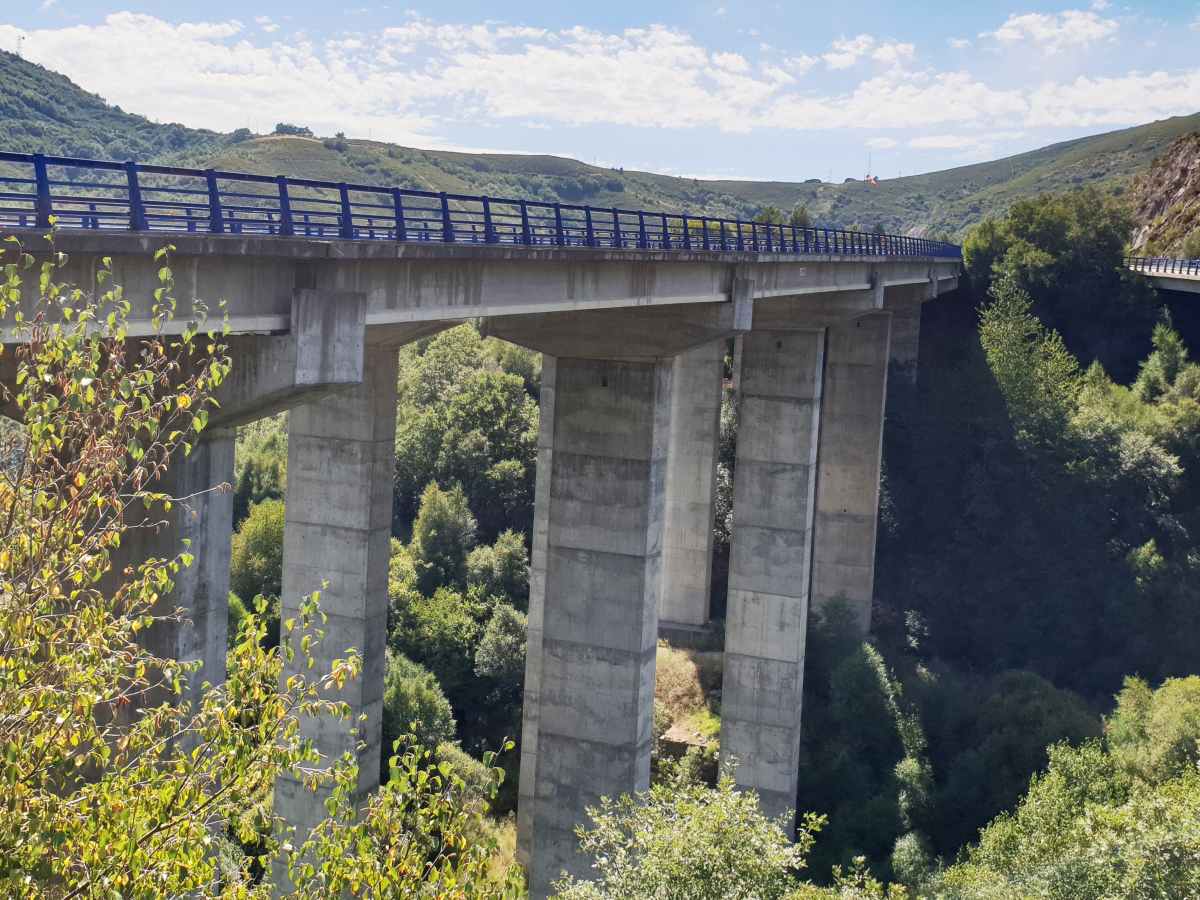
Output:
[
  {"xmin": 1127, "ymin": 256, "xmax": 1200, "ymax": 294},
  {"xmin": 1, "ymin": 151, "xmax": 961, "ymax": 258}
]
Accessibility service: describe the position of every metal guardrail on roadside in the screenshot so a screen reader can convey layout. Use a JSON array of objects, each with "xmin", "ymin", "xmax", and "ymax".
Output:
[
  {"xmin": 0, "ymin": 151, "xmax": 963, "ymax": 259},
  {"xmin": 1126, "ymin": 257, "xmax": 1200, "ymax": 277}
]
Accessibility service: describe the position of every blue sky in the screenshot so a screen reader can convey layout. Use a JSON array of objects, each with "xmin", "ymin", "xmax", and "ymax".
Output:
[{"xmin": 3, "ymin": 1, "xmax": 1200, "ymax": 181}]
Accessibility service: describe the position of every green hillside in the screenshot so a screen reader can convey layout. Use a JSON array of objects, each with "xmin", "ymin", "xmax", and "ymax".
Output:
[{"xmin": 2, "ymin": 49, "xmax": 1198, "ymax": 235}]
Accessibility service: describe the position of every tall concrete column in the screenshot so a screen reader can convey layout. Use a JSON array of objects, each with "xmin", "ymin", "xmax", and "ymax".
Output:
[
  {"xmin": 273, "ymin": 344, "xmax": 399, "ymax": 841},
  {"xmin": 811, "ymin": 312, "xmax": 891, "ymax": 632},
  {"xmin": 720, "ymin": 329, "xmax": 825, "ymax": 826},
  {"xmin": 518, "ymin": 356, "xmax": 672, "ymax": 899},
  {"xmin": 888, "ymin": 304, "xmax": 921, "ymax": 384},
  {"xmin": 118, "ymin": 430, "xmax": 236, "ymax": 693},
  {"xmin": 659, "ymin": 339, "xmax": 725, "ymax": 629}
]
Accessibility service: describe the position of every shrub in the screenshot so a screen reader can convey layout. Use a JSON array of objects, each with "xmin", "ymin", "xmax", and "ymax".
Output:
[
  {"xmin": 380, "ymin": 650, "xmax": 457, "ymax": 782},
  {"xmin": 230, "ymin": 497, "xmax": 285, "ymax": 602}
]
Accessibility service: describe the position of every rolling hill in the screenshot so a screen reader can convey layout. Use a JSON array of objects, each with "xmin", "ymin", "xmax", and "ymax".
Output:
[{"xmin": 2, "ymin": 48, "xmax": 1198, "ymax": 237}]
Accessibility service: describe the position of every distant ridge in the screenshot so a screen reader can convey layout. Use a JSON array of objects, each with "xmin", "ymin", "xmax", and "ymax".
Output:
[{"xmin": 2, "ymin": 49, "xmax": 1198, "ymax": 236}]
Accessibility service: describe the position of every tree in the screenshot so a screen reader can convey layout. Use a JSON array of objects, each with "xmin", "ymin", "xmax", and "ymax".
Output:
[
  {"xmin": 380, "ymin": 650, "xmax": 457, "ymax": 782},
  {"xmin": 466, "ymin": 529, "xmax": 531, "ymax": 608},
  {"xmin": 755, "ymin": 204, "xmax": 785, "ymax": 224},
  {"xmin": 790, "ymin": 203, "xmax": 813, "ymax": 227},
  {"xmin": 552, "ymin": 767, "xmax": 822, "ymax": 900},
  {"xmin": 273, "ymin": 123, "xmax": 313, "ymax": 137},
  {"xmin": 409, "ymin": 481, "xmax": 478, "ymax": 594},
  {"xmin": 474, "ymin": 603, "xmax": 528, "ymax": 695},
  {"xmin": 0, "ymin": 236, "xmax": 360, "ymax": 896},
  {"xmin": 230, "ymin": 497, "xmax": 285, "ymax": 602}
]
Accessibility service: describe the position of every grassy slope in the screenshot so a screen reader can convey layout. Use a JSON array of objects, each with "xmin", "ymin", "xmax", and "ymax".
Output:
[{"xmin": 3, "ymin": 49, "xmax": 1199, "ymax": 235}]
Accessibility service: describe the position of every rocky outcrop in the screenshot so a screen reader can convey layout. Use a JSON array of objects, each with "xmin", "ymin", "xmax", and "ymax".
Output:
[{"xmin": 1131, "ymin": 132, "xmax": 1200, "ymax": 257}]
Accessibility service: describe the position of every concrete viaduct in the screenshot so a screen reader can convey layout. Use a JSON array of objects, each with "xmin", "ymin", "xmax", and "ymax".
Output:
[{"xmin": 0, "ymin": 155, "xmax": 960, "ymax": 896}]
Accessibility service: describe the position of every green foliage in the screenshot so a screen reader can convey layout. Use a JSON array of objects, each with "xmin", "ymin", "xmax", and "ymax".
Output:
[
  {"xmin": 395, "ymin": 326, "xmax": 538, "ymax": 541},
  {"xmin": 273, "ymin": 123, "xmax": 313, "ymax": 137},
  {"xmin": 755, "ymin": 204, "xmax": 786, "ymax": 224},
  {"xmin": 933, "ymin": 740, "xmax": 1200, "ymax": 900},
  {"xmin": 1108, "ymin": 674, "xmax": 1200, "ymax": 787},
  {"xmin": 797, "ymin": 599, "xmax": 932, "ymax": 884},
  {"xmin": 381, "ymin": 650, "xmax": 457, "ymax": 782},
  {"xmin": 230, "ymin": 497, "xmax": 285, "ymax": 602},
  {"xmin": 552, "ymin": 767, "xmax": 821, "ymax": 900},
  {"xmin": 790, "ymin": 203, "xmax": 813, "ymax": 227},
  {"xmin": 963, "ymin": 189, "xmax": 1158, "ymax": 380},
  {"xmin": 466, "ymin": 529, "xmax": 531, "ymax": 608},
  {"xmin": 390, "ymin": 583, "xmax": 486, "ymax": 712},
  {"xmin": 232, "ymin": 413, "xmax": 287, "ymax": 526},
  {"xmin": 410, "ymin": 482, "xmax": 479, "ymax": 595},
  {"xmin": 474, "ymin": 603, "xmax": 528, "ymax": 696},
  {"xmin": 978, "ymin": 279, "xmax": 1082, "ymax": 441}
]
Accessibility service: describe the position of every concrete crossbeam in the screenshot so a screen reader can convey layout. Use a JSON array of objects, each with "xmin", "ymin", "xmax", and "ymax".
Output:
[
  {"xmin": 720, "ymin": 329, "xmax": 825, "ymax": 827},
  {"xmin": 518, "ymin": 356, "xmax": 672, "ymax": 900},
  {"xmin": 810, "ymin": 313, "xmax": 891, "ymax": 632},
  {"xmin": 273, "ymin": 344, "xmax": 398, "ymax": 842},
  {"xmin": 659, "ymin": 339, "xmax": 725, "ymax": 628}
]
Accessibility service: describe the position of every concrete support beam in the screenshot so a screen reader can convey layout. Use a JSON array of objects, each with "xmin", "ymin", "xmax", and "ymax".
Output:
[
  {"xmin": 720, "ymin": 329, "xmax": 825, "ymax": 827},
  {"xmin": 117, "ymin": 430, "xmax": 236, "ymax": 695},
  {"xmin": 888, "ymin": 304, "xmax": 921, "ymax": 384},
  {"xmin": 518, "ymin": 356, "xmax": 672, "ymax": 899},
  {"xmin": 810, "ymin": 313, "xmax": 891, "ymax": 632},
  {"xmin": 273, "ymin": 344, "xmax": 399, "ymax": 841},
  {"xmin": 659, "ymin": 340, "xmax": 725, "ymax": 629}
]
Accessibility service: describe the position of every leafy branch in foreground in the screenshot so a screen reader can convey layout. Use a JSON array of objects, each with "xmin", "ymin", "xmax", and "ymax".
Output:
[{"xmin": 0, "ymin": 232, "xmax": 521, "ymax": 899}]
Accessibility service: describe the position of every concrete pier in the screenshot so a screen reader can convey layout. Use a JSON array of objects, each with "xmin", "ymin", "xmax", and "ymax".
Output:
[
  {"xmin": 888, "ymin": 304, "xmax": 921, "ymax": 384},
  {"xmin": 659, "ymin": 340, "xmax": 726, "ymax": 629},
  {"xmin": 273, "ymin": 344, "xmax": 399, "ymax": 839},
  {"xmin": 810, "ymin": 313, "xmax": 891, "ymax": 632},
  {"xmin": 517, "ymin": 356, "xmax": 672, "ymax": 899},
  {"xmin": 720, "ymin": 329, "xmax": 825, "ymax": 826},
  {"xmin": 119, "ymin": 431, "xmax": 236, "ymax": 695}
]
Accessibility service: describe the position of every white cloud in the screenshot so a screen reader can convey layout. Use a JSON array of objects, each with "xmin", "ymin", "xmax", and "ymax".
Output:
[
  {"xmin": 948, "ymin": 37, "xmax": 972, "ymax": 49},
  {"xmin": 1091, "ymin": 0, "xmax": 1110, "ymax": 8},
  {"xmin": 712, "ymin": 7, "xmax": 727, "ymax": 17},
  {"xmin": 867, "ymin": 137, "xmax": 898, "ymax": 148},
  {"xmin": 908, "ymin": 134, "xmax": 982, "ymax": 149},
  {"xmin": 982, "ymin": 10, "xmax": 1119, "ymax": 55},
  {"xmin": 824, "ymin": 33, "xmax": 874, "ymax": 69},
  {"xmin": 872, "ymin": 41, "xmax": 916, "ymax": 65},
  {"xmin": 711, "ymin": 51, "xmax": 750, "ymax": 72},
  {"xmin": 0, "ymin": 13, "xmax": 1194, "ymax": 152},
  {"xmin": 39, "ymin": 0, "xmax": 57, "ymax": 8}
]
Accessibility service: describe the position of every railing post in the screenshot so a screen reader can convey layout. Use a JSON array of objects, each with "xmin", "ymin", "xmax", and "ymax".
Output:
[
  {"xmin": 765, "ymin": 223, "xmax": 773, "ymax": 253},
  {"xmin": 585, "ymin": 206, "xmax": 595, "ymax": 247},
  {"xmin": 338, "ymin": 183, "xmax": 355, "ymax": 239},
  {"xmin": 638, "ymin": 212, "xmax": 648, "ymax": 250},
  {"xmin": 438, "ymin": 192, "xmax": 455, "ymax": 243},
  {"xmin": 276, "ymin": 176, "xmax": 295, "ymax": 236},
  {"xmin": 702, "ymin": 218, "xmax": 710, "ymax": 250},
  {"xmin": 32, "ymin": 154, "xmax": 52, "ymax": 228},
  {"xmin": 554, "ymin": 203, "xmax": 565, "ymax": 246},
  {"xmin": 520, "ymin": 200, "xmax": 531, "ymax": 245},
  {"xmin": 682, "ymin": 215, "xmax": 691, "ymax": 250},
  {"xmin": 483, "ymin": 197, "xmax": 497, "ymax": 244},
  {"xmin": 612, "ymin": 208, "xmax": 623, "ymax": 248},
  {"xmin": 125, "ymin": 161, "xmax": 148, "ymax": 232},
  {"xmin": 205, "ymin": 169, "xmax": 224, "ymax": 234},
  {"xmin": 737, "ymin": 221, "xmax": 744, "ymax": 252},
  {"xmin": 661, "ymin": 213, "xmax": 671, "ymax": 250},
  {"xmin": 390, "ymin": 188, "xmax": 408, "ymax": 241}
]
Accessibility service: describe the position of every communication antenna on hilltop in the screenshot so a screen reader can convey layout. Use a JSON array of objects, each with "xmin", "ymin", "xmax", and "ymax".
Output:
[{"xmin": 16, "ymin": 35, "xmax": 24, "ymax": 58}]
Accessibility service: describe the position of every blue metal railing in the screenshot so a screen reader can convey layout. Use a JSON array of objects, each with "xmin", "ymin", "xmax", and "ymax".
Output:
[
  {"xmin": 0, "ymin": 152, "xmax": 962, "ymax": 258},
  {"xmin": 1126, "ymin": 257, "xmax": 1200, "ymax": 278}
]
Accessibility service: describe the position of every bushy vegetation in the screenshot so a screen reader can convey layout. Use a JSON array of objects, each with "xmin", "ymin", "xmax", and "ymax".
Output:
[{"xmin": 0, "ymin": 238, "xmax": 521, "ymax": 897}]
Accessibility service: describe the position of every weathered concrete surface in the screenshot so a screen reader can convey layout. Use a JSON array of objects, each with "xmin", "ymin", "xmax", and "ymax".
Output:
[
  {"xmin": 273, "ymin": 344, "xmax": 399, "ymax": 840},
  {"xmin": 110, "ymin": 430, "xmax": 236, "ymax": 697},
  {"xmin": 720, "ymin": 329, "xmax": 825, "ymax": 827},
  {"xmin": 659, "ymin": 340, "xmax": 725, "ymax": 628},
  {"xmin": 888, "ymin": 305, "xmax": 921, "ymax": 383},
  {"xmin": 1, "ymin": 228, "xmax": 958, "ymax": 340},
  {"xmin": 810, "ymin": 313, "xmax": 891, "ymax": 632},
  {"xmin": 518, "ymin": 356, "xmax": 671, "ymax": 900}
]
